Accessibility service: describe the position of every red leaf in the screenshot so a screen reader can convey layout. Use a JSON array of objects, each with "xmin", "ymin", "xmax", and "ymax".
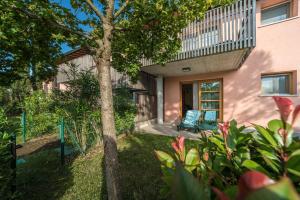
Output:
[
  {"xmin": 218, "ymin": 122, "xmax": 230, "ymax": 138},
  {"xmin": 292, "ymin": 105, "xmax": 300, "ymax": 127},
  {"xmin": 171, "ymin": 136, "xmax": 185, "ymax": 161},
  {"xmin": 273, "ymin": 97, "xmax": 294, "ymax": 122},
  {"xmin": 237, "ymin": 171, "xmax": 274, "ymax": 200},
  {"xmin": 212, "ymin": 187, "xmax": 230, "ymax": 200}
]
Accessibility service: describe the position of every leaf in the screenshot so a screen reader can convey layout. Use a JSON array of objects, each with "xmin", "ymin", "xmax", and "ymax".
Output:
[
  {"xmin": 172, "ymin": 164, "xmax": 210, "ymax": 200},
  {"xmin": 287, "ymin": 149, "xmax": 300, "ymax": 177},
  {"xmin": 246, "ymin": 177, "xmax": 299, "ymax": 200},
  {"xmin": 242, "ymin": 160, "xmax": 270, "ymax": 177},
  {"xmin": 223, "ymin": 186, "xmax": 238, "ymax": 200},
  {"xmin": 256, "ymin": 149, "xmax": 280, "ymax": 161},
  {"xmin": 154, "ymin": 150, "xmax": 174, "ymax": 168},
  {"xmin": 185, "ymin": 148, "xmax": 200, "ymax": 172},
  {"xmin": 253, "ymin": 124, "xmax": 278, "ymax": 149},
  {"xmin": 262, "ymin": 157, "xmax": 280, "ymax": 174},
  {"xmin": 226, "ymin": 134, "xmax": 236, "ymax": 151},
  {"xmin": 237, "ymin": 171, "xmax": 274, "ymax": 200},
  {"xmin": 208, "ymin": 137, "xmax": 225, "ymax": 151},
  {"xmin": 237, "ymin": 147, "xmax": 251, "ymax": 161},
  {"xmin": 212, "ymin": 187, "xmax": 230, "ymax": 200}
]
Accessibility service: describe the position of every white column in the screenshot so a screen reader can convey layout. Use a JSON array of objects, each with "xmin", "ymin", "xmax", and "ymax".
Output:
[
  {"xmin": 156, "ymin": 76, "xmax": 164, "ymax": 124},
  {"xmin": 193, "ymin": 81, "xmax": 199, "ymax": 110}
]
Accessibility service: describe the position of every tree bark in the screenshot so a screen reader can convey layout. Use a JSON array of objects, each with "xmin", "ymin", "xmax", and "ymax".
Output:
[
  {"xmin": 96, "ymin": 20, "xmax": 121, "ymax": 200},
  {"xmin": 30, "ymin": 65, "xmax": 38, "ymax": 91}
]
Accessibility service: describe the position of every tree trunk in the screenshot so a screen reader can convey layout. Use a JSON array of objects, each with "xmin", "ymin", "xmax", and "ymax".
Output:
[
  {"xmin": 30, "ymin": 79, "xmax": 38, "ymax": 91},
  {"xmin": 96, "ymin": 21, "xmax": 121, "ymax": 200},
  {"xmin": 29, "ymin": 65, "xmax": 38, "ymax": 91}
]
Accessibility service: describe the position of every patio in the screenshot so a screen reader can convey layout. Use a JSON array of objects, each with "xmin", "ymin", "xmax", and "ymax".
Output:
[{"xmin": 136, "ymin": 121, "xmax": 211, "ymax": 140}]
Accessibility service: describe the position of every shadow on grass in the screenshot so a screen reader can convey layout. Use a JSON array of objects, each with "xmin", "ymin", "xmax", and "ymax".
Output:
[
  {"xmin": 117, "ymin": 133, "xmax": 198, "ymax": 200},
  {"xmin": 16, "ymin": 147, "xmax": 78, "ymax": 200},
  {"xmin": 17, "ymin": 133, "xmax": 198, "ymax": 199}
]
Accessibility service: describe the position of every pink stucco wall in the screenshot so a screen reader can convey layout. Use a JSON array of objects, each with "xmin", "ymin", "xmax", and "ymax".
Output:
[{"xmin": 164, "ymin": 0, "xmax": 300, "ymax": 131}]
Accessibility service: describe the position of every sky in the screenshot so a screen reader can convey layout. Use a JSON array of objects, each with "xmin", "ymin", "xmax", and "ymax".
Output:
[{"xmin": 54, "ymin": 0, "xmax": 121, "ymax": 53}]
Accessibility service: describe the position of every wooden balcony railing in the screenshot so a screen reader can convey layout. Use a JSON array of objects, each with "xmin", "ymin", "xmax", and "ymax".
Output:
[{"xmin": 142, "ymin": 0, "xmax": 256, "ymax": 66}]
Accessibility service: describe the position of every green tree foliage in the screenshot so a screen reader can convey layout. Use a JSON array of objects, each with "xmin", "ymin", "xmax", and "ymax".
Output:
[
  {"xmin": 0, "ymin": 0, "xmax": 85, "ymax": 88},
  {"xmin": 1, "ymin": 0, "xmax": 234, "ymax": 198},
  {"xmin": 0, "ymin": 80, "xmax": 31, "ymax": 115},
  {"xmin": 23, "ymin": 91, "xmax": 58, "ymax": 137}
]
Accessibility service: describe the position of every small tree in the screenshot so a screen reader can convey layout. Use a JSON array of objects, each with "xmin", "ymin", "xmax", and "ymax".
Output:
[{"xmin": 2, "ymin": 0, "xmax": 233, "ymax": 198}]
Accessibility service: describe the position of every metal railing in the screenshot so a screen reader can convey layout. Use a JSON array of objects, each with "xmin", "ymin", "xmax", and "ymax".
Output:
[{"xmin": 142, "ymin": 0, "xmax": 256, "ymax": 66}]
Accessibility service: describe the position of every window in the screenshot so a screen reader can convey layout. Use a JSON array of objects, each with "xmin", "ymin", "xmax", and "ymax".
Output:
[
  {"xmin": 199, "ymin": 79, "xmax": 222, "ymax": 121},
  {"xmin": 261, "ymin": 2, "xmax": 291, "ymax": 25},
  {"xmin": 261, "ymin": 73, "xmax": 293, "ymax": 95}
]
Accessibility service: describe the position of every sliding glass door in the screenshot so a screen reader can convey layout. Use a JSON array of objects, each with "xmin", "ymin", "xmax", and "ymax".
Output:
[{"xmin": 199, "ymin": 79, "xmax": 223, "ymax": 122}]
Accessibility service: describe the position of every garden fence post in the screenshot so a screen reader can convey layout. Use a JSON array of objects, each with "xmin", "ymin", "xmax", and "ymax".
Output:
[
  {"xmin": 60, "ymin": 118, "xmax": 65, "ymax": 165},
  {"xmin": 21, "ymin": 112, "xmax": 26, "ymax": 143},
  {"xmin": 10, "ymin": 134, "xmax": 16, "ymax": 194}
]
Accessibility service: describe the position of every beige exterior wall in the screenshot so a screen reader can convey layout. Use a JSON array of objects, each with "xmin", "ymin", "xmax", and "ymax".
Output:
[{"xmin": 164, "ymin": 0, "xmax": 300, "ymax": 131}]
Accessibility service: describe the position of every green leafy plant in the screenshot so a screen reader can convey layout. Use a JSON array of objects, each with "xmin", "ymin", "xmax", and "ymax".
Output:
[
  {"xmin": 23, "ymin": 90, "xmax": 58, "ymax": 137},
  {"xmin": 52, "ymin": 64, "xmax": 101, "ymax": 152},
  {"xmin": 155, "ymin": 97, "xmax": 300, "ymax": 198},
  {"xmin": 198, "ymin": 120, "xmax": 253, "ymax": 189},
  {"xmin": 0, "ymin": 109, "xmax": 17, "ymax": 199},
  {"xmin": 172, "ymin": 165, "xmax": 299, "ymax": 200},
  {"xmin": 114, "ymin": 87, "xmax": 137, "ymax": 135},
  {"xmin": 244, "ymin": 97, "xmax": 300, "ymax": 184},
  {"xmin": 155, "ymin": 136, "xmax": 202, "ymax": 197}
]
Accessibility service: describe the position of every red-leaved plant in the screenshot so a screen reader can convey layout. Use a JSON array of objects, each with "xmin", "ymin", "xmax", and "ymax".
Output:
[{"xmin": 155, "ymin": 97, "xmax": 300, "ymax": 199}]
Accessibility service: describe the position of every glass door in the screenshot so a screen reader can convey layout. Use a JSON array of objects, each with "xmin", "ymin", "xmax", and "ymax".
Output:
[{"xmin": 199, "ymin": 79, "xmax": 222, "ymax": 122}]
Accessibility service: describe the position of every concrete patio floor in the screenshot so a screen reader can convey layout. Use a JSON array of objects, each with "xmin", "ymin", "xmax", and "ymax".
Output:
[{"xmin": 136, "ymin": 122, "xmax": 209, "ymax": 140}]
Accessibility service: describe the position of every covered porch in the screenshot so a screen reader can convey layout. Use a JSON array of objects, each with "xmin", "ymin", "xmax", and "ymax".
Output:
[
  {"xmin": 141, "ymin": 0, "xmax": 256, "ymax": 126},
  {"xmin": 135, "ymin": 121, "xmax": 209, "ymax": 139}
]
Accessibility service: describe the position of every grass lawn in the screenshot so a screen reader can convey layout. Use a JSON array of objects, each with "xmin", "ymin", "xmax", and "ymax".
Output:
[{"xmin": 17, "ymin": 133, "xmax": 198, "ymax": 200}]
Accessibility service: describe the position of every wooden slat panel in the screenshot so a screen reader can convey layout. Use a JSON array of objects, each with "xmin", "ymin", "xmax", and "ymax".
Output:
[{"xmin": 141, "ymin": 0, "xmax": 256, "ymax": 67}]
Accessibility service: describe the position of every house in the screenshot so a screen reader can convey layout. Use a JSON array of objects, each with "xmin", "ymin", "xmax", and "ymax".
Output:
[
  {"xmin": 44, "ymin": 0, "xmax": 300, "ymax": 132},
  {"xmin": 43, "ymin": 48, "xmax": 157, "ymax": 124},
  {"xmin": 141, "ymin": 0, "xmax": 300, "ymax": 132}
]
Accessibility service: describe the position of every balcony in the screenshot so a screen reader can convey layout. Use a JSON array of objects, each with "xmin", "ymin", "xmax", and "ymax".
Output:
[{"xmin": 142, "ymin": 0, "xmax": 256, "ymax": 76}]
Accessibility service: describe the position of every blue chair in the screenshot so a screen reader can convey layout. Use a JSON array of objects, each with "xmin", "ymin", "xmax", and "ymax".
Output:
[
  {"xmin": 177, "ymin": 110, "xmax": 201, "ymax": 133},
  {"xmin": 198, "ymin": 111, "xmax": 218, "ymax": 131}
]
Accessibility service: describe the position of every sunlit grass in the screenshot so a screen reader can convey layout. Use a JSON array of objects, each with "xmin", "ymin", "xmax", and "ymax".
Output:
[{"xmin": 17, "ymin": 133, "xmax": 198, "ymax": 199}]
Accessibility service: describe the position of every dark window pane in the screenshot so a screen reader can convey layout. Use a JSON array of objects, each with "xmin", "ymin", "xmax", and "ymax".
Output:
[
  {"xmin": 201, "ymin": 93, "xmax": 220, "ymax": 100},
  {"xmin": 261, "ymin": 3, "xmax": 290, "ymax": 25},
  {"xmin": 261, "ymin": 74, "xmax": 290, "ymax": 94},
  {"xmin": 201, "ymin": 101, "xmax": 220, "ymax": 109},
  {"xmin": 200, "ymin": 81, "xmax": 220, "ymax": 91}
]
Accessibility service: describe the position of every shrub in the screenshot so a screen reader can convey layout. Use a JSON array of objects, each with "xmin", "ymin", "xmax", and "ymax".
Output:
[
  {"xmin": 23, "ymin": 90, "xmax": 58, "ymax": 137},
  {"xmin": 155, "ymin": 97, "xmax": 300, "ymax": 198},
  {"xmin": 0, "ymin": 108, "xmax": 16, "ymax": 199},
  {"xmin": 52, "ymin": 64, "xmax": 102, "ymax": 152},
  {"xmin": 114, "ymin": 87, "xmax": 137, "ymax": 134}
]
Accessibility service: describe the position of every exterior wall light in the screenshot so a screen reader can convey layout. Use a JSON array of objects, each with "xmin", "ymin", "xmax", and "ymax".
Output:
[{"xmin": 182, "ymin": 67, "xmax": 191, "ymax": 72}]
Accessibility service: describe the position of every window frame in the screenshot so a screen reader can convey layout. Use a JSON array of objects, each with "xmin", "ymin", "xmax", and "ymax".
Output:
[
  {"xmin": 198, "ymin": 79, "xmax": 223, "ymax": 122},
  {"xmin": 261, "ymin": 1, "xmax": 291, "ymax": 26},
  {"xmin": 261, "ymin": 72, "xmax": 294, "ymax": 96}
]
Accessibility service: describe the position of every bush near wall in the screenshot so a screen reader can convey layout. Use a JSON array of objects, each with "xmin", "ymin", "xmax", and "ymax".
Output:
[
  {"xmin": 114, "ymin": 87, "xmax": 137, "ymax": 135},
  {"xmin": 23, "ymin": 91, "xmax": 58, "ymax": 137}
]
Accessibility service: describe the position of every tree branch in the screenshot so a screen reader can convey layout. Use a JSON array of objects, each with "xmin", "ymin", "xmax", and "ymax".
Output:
[
  {"xmin": 114, "ymin": 0, "xmax": 130, "ymax": 19},
  {"xmin": 84, "ymin": 0, "xmax": 106, "ymax": 23},
  {"xmin": 14, "ymin": 6, "xmax": 91, "ymax": 40}
]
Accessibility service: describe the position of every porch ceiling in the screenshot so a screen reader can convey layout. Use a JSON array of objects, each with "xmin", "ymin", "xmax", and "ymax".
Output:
[{"xmin": 141, "ymin": 49, "xmax": 249, "ymax": 77}]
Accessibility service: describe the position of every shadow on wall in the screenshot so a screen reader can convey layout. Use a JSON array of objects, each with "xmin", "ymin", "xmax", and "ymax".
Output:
[{"xmin": 224, "ymin": 49, "xmax": 278, "ymax": 126}]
